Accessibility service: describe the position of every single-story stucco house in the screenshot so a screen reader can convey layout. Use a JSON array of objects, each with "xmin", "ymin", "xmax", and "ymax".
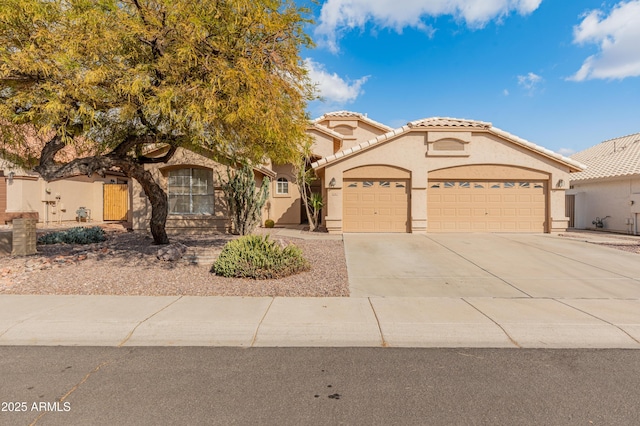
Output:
[
  {"xmin": 4, "ymin": 111, "xmax": 585, "ymax": 236},
  {"xmin": 309, "ymin": 112, "xmax": 585, "ymax": 234},
  {"xmin": 567, "ymin": 131, "xmax": 640, "ymax": 235}
]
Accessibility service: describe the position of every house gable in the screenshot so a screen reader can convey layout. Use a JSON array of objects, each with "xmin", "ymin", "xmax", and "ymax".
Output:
[{"xmin": 312, "ymin": 111, "xmax": 392, "ymax": 151}]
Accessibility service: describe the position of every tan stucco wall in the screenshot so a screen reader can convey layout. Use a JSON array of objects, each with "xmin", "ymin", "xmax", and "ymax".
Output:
[
  {"xmin": 568, "ymin": 176, "xmax": 640, "ymax": 234},
  {"xmin": 320, "ymin": 129, "xmax": 573, "ymax": 233},
  {"xmin": 6, "ymin": 174, "xmax": 119, "ymax": 224},
  {"xmin": 269, "ymin": 163, "xmax": 301, "ymax": 225},
  {"xmin": 308, "ymin": 129, "xmax": 337, "ymax": 158},
  {"xmin": 131, "ymin": 147, "xmax": 230, "ymax": 233}
]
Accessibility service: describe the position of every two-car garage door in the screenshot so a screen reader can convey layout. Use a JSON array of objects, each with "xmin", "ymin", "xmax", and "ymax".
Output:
[{"xmin": 427, "ymin": 180, "xmax": 546, "ymax": 232}]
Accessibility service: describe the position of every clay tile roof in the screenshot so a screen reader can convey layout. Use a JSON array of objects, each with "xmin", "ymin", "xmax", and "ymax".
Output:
[
  {"xmin": 0, "ymin": 125, "xmax": 89, "ymax": 167},
  {"xmin": 570, "ymin": 132, "xmax": 640, "ymax": 182},
  {"xmin": 311, "ymin": 110, "xmax": 393, "ymax": 132},
  {"xmin": 312, "ymin": 116, "xmax": 585, "ymax": 172},
  {"xmin": 408, "ymin": 117, "xmax": 492, "ymax": 129}
]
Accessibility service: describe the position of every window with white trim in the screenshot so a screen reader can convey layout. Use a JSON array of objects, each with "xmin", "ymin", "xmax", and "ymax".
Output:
[
  {"xmin": 168, "ymin": 168, "xmax": 214, "ymax": 214},
  {"xmin": 276, "ymin": 177, "xmax": 289, "ymax": 194}
]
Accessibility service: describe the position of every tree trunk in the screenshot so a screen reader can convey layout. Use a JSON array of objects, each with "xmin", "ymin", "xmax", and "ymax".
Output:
[{"xmin": 127, "ymin": 164, "xmax": 170, "ymax": 245}]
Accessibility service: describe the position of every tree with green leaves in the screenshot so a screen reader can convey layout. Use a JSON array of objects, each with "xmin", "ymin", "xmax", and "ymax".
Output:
[{"xmin": 0, "ymin": 0, "xmax": 314, "ymax": 244}]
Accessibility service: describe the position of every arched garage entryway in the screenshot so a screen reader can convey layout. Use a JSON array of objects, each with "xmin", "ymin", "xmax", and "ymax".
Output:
[
  {"xmin": 427, "ymin": 164, "xmax": 549, "ymax": 232},
  {"xmin": 343, "ymin": 165, "xmax": 410, "ymax": 233}
]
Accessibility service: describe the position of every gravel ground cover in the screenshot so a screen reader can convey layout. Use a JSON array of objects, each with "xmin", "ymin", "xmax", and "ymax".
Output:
[
  {"xmin": 558, "ymin": 231, "xmax": 640, "ymax": 254},
  {"xmin": 0, "ymin": 226, "xmax": 349, "ymax": 297},
  {"xmin": 593, "ymin": 243, "xmax": 640, "ymax": 254}
]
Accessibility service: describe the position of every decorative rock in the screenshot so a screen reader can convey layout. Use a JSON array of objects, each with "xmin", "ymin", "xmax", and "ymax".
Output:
[{"xmin": 156, "ymin": 243, "xmax": 188, "ymax": 262}]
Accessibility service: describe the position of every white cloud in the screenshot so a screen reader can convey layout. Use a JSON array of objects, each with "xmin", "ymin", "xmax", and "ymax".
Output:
[
  {"xmin": 557, "ymin": 147, "xmax": 576, "ymax": 156},
  {"xmin": 315, "ymin": 0, "xmax": 543, "ymax": 52},
  {"xmin": 304, "ymin": 58, "xmax": 369, "ymax": 104},
  {"xmin": 517, "ymin": 72, "xmax": 543, "ymax": 94},
  {"xmin": 569, "ymin": 0, "xmax": 640, "ymax": 81},
  {"xmin": 503, "ymin": 89, "xmax": 510, "ymax": 96}
]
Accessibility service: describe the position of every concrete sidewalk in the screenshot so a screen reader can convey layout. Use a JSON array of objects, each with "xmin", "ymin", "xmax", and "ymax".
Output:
[{"xmin": 2, "ymin": 294, "xmax": 640, "ymax": 348}]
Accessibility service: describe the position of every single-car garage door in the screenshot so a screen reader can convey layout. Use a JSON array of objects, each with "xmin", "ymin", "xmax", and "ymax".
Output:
[
  {"xmin": 428, "ymin": 180, "xmax": 546, "ymax": 232},
  {"xmin": 344, "ymin": 179, "xmax": 409, "ymax": 232}
]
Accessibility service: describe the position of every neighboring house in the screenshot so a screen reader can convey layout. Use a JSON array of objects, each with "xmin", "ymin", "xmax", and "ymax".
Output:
[
  {"xmin": 310, "ymin": 112, "xmax": 585, "ymax": 234},
  {"xmin": 0, "ymin": 126, "xmax": 130, "ymax": 226},
  {"xmin": 0, "ymin": 156, "xmax": 128, "ymax": 226},
  {"xmin": 567, "ymin": 132, "xmax": 640, "ymax": 234}
]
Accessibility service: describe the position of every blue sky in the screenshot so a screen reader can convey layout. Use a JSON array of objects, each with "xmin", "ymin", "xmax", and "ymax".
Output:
[{"xmin": 297, "ymin": 0, "xmax": 640, "ymax": 155}]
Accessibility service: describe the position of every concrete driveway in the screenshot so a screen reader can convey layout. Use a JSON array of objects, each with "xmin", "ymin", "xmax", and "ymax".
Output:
[{"xmin": 344, "ymin": 233, "xmax": 640, "ymax": 298}]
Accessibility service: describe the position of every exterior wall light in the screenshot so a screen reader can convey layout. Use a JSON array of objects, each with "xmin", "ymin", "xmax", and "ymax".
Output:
[
  {"xmin": 556, "ymin": 179, "xmax": 565, "ymax": 188},
  {"xmin": 329, "ymin": 177, "xmax": 336, "ymax": 187},
  {"xmin": 7, "ymin": 171, "xmax": 14, "ymax": 183}
]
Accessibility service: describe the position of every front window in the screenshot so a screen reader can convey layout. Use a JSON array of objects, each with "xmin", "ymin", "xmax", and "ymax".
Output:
[
  {"xmin": 276, "ymin": 177, "xmax": 289, "ymax": 194},
  {"xmin": 168, "ymin": 168, "xmax": 214, "ymax": 214}
]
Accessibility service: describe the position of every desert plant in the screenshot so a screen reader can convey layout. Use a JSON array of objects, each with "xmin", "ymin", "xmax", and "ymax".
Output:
[
  {"xmin": 37, "ymin": 227, "xmax": 107, "ymax": 245},
  {"xmin": 264, "ymin": 219, "xmax": 275, "ymax": 228},
  {"xmin": 211, "ymin": 235, "xmax": 310, "ymax": 279},
  {"xmin": 309, "ymin": 192, "xmax": 324, "ymax": 229},
  {"xmin": 221, "ymin": 163, "xmax": 270, "ymax": 236},
  {"xmin": 294, "ymin": 156, "xmax": 323, "ymax": 231}
]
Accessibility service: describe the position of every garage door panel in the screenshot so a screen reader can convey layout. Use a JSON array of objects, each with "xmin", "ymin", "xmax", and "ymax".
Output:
[
  {"xmin": 344, "ymin": 179, "xmax": 409, "ymax": 233},
  {"xmin": 428, "ymin": 180, "xmax": 546, "ymax": 233}
]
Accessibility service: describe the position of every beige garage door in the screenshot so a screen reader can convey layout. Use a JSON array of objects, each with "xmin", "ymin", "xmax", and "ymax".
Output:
[
  {"xmin": 344, "ymin": 179, "xmax": 409, "ymax": 232},
  {"xmin": 428, "ymin": 180, "xmax": 546, "ymax": 232}
]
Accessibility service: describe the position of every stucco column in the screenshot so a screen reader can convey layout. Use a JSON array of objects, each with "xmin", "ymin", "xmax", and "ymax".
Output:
[
  {"xmin": 411, "ymin": 188, "xmax": 427, "ymax": 232},
  {"xmin": 412, "ymin": 168, "xmax": 428, "ymax": 233},
  {"xmin": 549, "ymin": 172, "xmax": 571, "ymax": 232},
  {"xmin": 324, "ymin": 187, "xmax": 343, "ymax": 233},
  {"xmin": 550, "ymin": 187, "xmax": 569, "ymax": 231}
]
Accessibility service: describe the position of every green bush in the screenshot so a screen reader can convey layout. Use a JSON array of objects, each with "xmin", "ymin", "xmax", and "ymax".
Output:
[
  {"xmin": 264, "ymin": 219, "xmax": 275, "ymax": 228},
  {"xmin": 37, "ymin": 226, "xmax": 107, "ymax": 245},
  {"xmin": 212, "ymin": 235, "xmax": 310, "ymax": 279}
]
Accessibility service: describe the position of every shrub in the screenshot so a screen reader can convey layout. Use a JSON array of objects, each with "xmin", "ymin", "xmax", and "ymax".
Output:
[
  {"xmin": 212, "ymin": 235, "xmax": 310, "ymax": 279},
  {"xmin": 37, "ymin": 226, "xmax": 107, "ymax": 245},
  {"xmin": 264, "ymin": 219, "xmax": 275, "ymax": 228}
]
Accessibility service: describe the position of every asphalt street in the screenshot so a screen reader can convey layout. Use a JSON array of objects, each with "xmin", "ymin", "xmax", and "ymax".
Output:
[{"xmin": 2, "ymin": 347, "xmax": 640, "ymax": 425}]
